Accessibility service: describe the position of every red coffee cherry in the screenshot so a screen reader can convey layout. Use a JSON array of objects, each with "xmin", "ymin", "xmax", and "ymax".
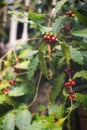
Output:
[
  {"xmin": 3, "ymin": 88, "xmax": 9, "ymax": 94},
  {"xmin": 14, "ymin": 66, "xmax": 18, "ymax": 73},
  {"xmin": 69, "ymin": 89, "xmax": 74, "ymax": 94},
  {"xmin": 65, "ymin": 11, "xmax": 73, "ymax": 16},
  {"xmin": 64, "ymin": 82, "xmax": 71, "ymax": 87},
  {"xmin": 71, "ymin": 93, "xmax": 77, "ymax": 99},
  {"xmin": 70, "ymin": 81, "xmax": 76, "ymax": 86},
  {"xmin": 64, "ymin": 68, "xmax": 74, "ymax": 75},
  {"xmin": 9, "ymin": 80, "xmax": 15, "ymax": 85},
  {"xmin": 64, "ymin": 26, "xmax": 70, "ymax": 30},
  {"xmin": 68, "ymin": 95, "xmax": 72, "ymax": 101}
]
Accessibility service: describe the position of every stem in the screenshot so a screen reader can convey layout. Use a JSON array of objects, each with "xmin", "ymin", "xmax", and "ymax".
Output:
[
  {"xmin": 28, "ymin": 71, "xmax": 42, "ymax": 108},
  {"xmin": 16, "ymin": 72, "xmax": 28, "ymax": 76},
  {"xmin": 0, "ymin": 37, "xmax": 42, "ymax": 60},
  {"xmin": 13, "ymin": 48, "xmax": 17, "ymax": 61}
]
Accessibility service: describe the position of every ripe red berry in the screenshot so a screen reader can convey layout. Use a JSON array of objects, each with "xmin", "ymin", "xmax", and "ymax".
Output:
[
  {"xmin": 69, "ymin": 89, "xmax": 74, "ymax": 94},
  {"xmin": 71, "ymin": 93, "xmax": 77, "ymax": 99},
  {"xmin": 65, "ymin": 11, "xmax": 73, "ymax": 16},
  {"xmin": 64, "ymin": 26, "xmax": 70, "ymax": 30},
  {"xmin": 68, "ymin": 95, "xmax": 72, "ymax": 101},
  {"xmin": 70, "ymin": 81, "xmax": 76, "ymax": 86},
  {"xmin": 14, "ymin": 66, "xmax": 18, "ymax": 72},
  {"xmin": 64, "ymin": 82, "xmax": 71, "ymax": 87},
  {"xmin": 9, "ymin": 80, "xmax": 15, "ymax": 85},
  {"xmin": 51, "ymin": 36, "xmax": 56, "ymax": 42},
  {"xmin": 3, "ymin": 88, "xmax": 9, "ymax": 94}
]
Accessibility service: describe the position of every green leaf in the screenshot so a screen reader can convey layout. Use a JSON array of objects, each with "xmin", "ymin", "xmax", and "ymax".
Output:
[
  {"xmin": 15, "ymin": 61, "xmax": 30, "ymax": 69},
  {"xmin": 61, "ymin": 42, "xmax": 70, "ymax": 65},
  {"xmin": 48, "ymin": 104, "xmax": 58, "ymax": 115},
  {"xmin": 72, "ymin": 29, "xmax": 87, "ymax": 38},
  {"xmin": 2, "ymin": 112, "xmax": 16, "ymax": 130},
  {"xmin": 0, "ymin": 94, "xmax": 6, "ymax": 104},
  {"xmin": 72, "ymin": 42, "xmax": 87, "ymax": 48},
  {"xmin": 73, "ymin": 70, "xmax": 87, "ymax": 80},
  {"xmin": 50, "ymin": 73, "xmax": 65, "ymax": 101},
  {"xmin": 29, "ymin": 11, "xmax": 45, "ymax": 20},
  {"xmin": 25, "ymin": 50, "xmax": 38, "ymax": 60},
  {"xmin": 37, "ymin": 24, "xmax": 52, "ymax": 34},
  {"xmin": 27, "ymin": 55, "xmax": 39, "ymax": 80},
  {"xmin": 16, "ymin": 109, "xmax": 31, "ymax": 130},
  {"xmin": 8, "ymin": 85, "xmax": 29, "ymax": 97},
  {"xmin": 74, "ymin": 11, "xmax": 87, "ymax": 27},
  {"xmin": 48, "ymin": 104, "xmax": 64, "ymax": 119},
  {"xmin": 53, "ymin": 0, "xmax": 67, "ymax": 17},
  {"xmin": 38, "ymin": 51, "xmax": 48, "ymax": 79},
  {"xmin": 70, "ymin": 46, "xmax": 84, "ymax": 65},
  {"xmin": 52, "ymin": 16, "xmax": 66, "ymax": 33},
  {"xmin": 76, "ymin": 93, "xmax": 87, "ymax": 110},
  {"xmin": 0, "ymin": 80, "xmax": 9, "ymax": 90},
  {"xmin": 18, "ymin": 49, "xmax": 31, "ymax": 59}
]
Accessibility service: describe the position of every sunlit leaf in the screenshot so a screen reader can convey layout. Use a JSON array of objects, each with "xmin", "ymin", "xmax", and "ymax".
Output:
[
  {"xmin": 2, "ymin": 112, "xmax": 16, "ymax": 130},
  {"xmin": 72, "ymin": 29, "xmax": 87, "ymax": 37},
  {"xmin": 16, "ymin": 109, "xmax": 31, "ymax": 130},
  {"xmin": 73, "ymin": 70, "xmax": 87, "ymax": 80}
]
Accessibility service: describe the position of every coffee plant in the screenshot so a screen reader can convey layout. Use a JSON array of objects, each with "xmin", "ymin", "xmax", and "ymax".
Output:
[{"xmin": 0, "ymin": 0, "xmax": 87, "ymax": 130}]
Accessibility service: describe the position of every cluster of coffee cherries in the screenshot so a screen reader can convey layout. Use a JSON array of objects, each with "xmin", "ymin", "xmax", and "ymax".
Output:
[
  {"xmin": 65, "ymin": 11, "xmax": 75, "ymax": 17},
  {"xmin": 64, "ymin": 68, "xmax": 77, "ymax": 101},
  {"xmin": 2, "ymin": 79, "xmax": 16, "ymax": 95},
  {"xmin": 43, "ymin": 32, "xmax": 57, "ymax": 44},
  {"xmin": 64, "ymin": 79, "xmax": 77, "ymax": 101}
]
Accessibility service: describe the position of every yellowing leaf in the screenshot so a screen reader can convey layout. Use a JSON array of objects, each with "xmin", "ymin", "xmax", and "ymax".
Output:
[
  {"xmin": 55, "ymin": 118, "xmax": 66, "ymax": 126},
  {"xmin": 15, "ymin": 61, "xmax": 30, "ymax": 69},
  {"xmin": 0, "ymin": 80, "xmax": 9, "ymax": 90}
]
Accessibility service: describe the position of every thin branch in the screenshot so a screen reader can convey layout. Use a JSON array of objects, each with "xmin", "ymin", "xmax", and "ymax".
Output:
[
  {"xmin": 28, "ymin": 71, "xmax": 42, "ymax": 108},
  {"xmin": 0, "ymin": 37, "xmax": 42, "ymax": 60},
  {"xmin": 16, "ymin": 72, "xmax": 28, "ymax": 76},
  {"xmin": 0, "ymin": 48, "xmax": 13, "ymax": 60}
]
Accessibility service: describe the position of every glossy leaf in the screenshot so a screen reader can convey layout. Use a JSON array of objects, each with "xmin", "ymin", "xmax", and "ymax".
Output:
[
  {"xmin": 16, "ymin": 109, "xmax": 31, "ymax": 130},
  {"xmin": 29, "ymin": 11, "xmax": 45, "ymax": 20},
  {"xmin": 72, "ymin": 29, "xmax": 87, "ymax": 38},
  {"xmin": 76, "ymin": 93, "xmax": 87, "ymax": 110},
  {"xmin": 53, "ymin": 0, "xmax": 67, "ymax": 17},
  {"xmin": 70, "ymin": 46, "xmax": 84, "ymax": 65},
  {"xmin": 2, "ymin": 112, "xmax": 16, "ymax": 130},
  {"xmin": 74, "ymin": 11, "xmax": 87, "ymax": 27},
  {"xmin": 27, "ymin": 55, "xmax": 39, "ymax": 80},
  {"xmin": 52, "ymin": 16, "xmax": 66, "ymax": 33},
  {"xmin": 50, "ymin": 73, "xmax": 65, "ymax": 101},
  {"xmin": 61, "ymin": 42, "xmax": 70, "ymax": 65},
  {"xmin": 38, "ymin": 50, "xmax": 48, "ymax": 79},
  {"xmin": 37, "ymin": 24, "xmax": 52, "ymax": 34},
  {"xmin": 8, "ymin": 85, "xmax": 29, "ymax": 97},
  {"xmin": 15, "ymin": 61, "xmax": 30, "ymax": 69},
  {"xmin": 73, "ymin": 70, "xmax": 87, "ymax": 80}
]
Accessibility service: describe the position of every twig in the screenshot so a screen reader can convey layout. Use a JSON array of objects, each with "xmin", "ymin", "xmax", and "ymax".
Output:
[
  {"xmin": 0, "ymin": 47, "xmax": 13, "ymax": 60},
  {"xmin": 28, "ymin": 71, "xmax": 42, "ymax": 108},
  {"xmin": 16, "ymin": 72, "xmax": 28, "ymax": 76},
  {"xmin": 0, "ymin": 37, "xmax": 42, "ymax": 60}
]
